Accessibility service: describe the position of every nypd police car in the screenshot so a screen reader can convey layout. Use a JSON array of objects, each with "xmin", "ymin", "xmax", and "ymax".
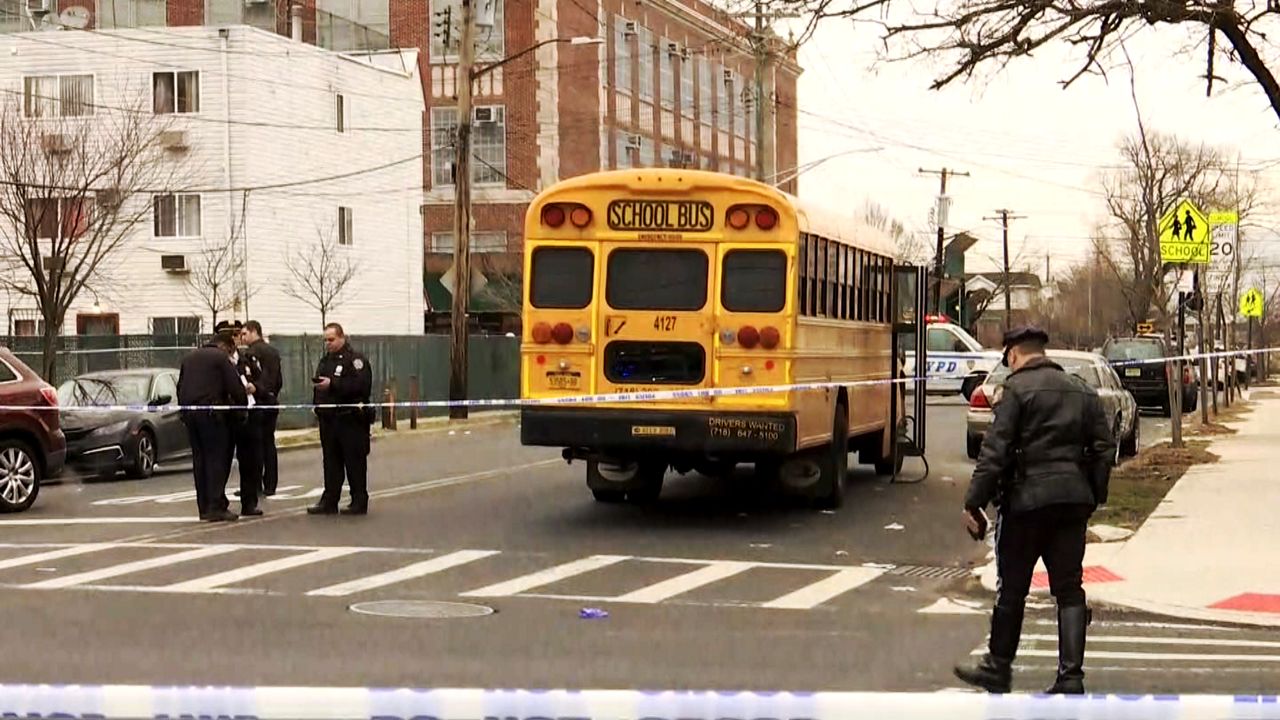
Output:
[{"xmin": 903, "ymin": 315, "xmax": 1002, "ymax": 396}]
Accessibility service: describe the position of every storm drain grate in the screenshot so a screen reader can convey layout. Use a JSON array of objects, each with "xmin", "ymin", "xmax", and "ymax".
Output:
[
  {"xmin": 348, "ymin": 600, "xmax": 495, "ymax": 619},
  {"xmin": 886, "ymin": 565, "xmax": 973, "ymax": 581}
]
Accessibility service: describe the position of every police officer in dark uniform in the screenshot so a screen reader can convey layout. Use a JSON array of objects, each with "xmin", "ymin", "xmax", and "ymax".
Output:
[
  {"xmin": 955, "ymin": 325, "xmax": 1115, "ymax": 695},
  {"xmin": 177, "ymin": 332, "xmax": 248, "ymax": 522},
  {"xmin": 232, "ymin": 332, "xmax": 265, "ymax": 516},
  {"xmin": 241, "ymin": 320, "xmax": 282, "ymax": 495},
  {"xmin": 307, "ymin": 322, "xmax": 374, "ymax": 516}
]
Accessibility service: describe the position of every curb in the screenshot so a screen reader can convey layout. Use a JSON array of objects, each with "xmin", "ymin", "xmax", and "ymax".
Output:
[{"xmin": 274, "ymin": 411, "xmax": 518, "ymax": 453}]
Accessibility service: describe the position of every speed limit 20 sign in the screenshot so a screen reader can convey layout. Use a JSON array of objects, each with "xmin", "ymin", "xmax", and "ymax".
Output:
[{"xmin": 1210, "ymin": 211, "xmax": 1238, "ymax": 258}]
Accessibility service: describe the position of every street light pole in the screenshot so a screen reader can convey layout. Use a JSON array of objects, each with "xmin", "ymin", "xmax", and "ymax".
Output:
[{"xmin": 447, "ymin": 34, "xmax": 605, "ymax": 420}]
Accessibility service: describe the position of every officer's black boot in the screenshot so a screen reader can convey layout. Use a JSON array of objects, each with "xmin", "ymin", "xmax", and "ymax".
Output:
[
  {"xmin": 1045, "ymin": 605, "xmax": 1089, "ymax": 695},
  {"xmin": 954, "ymin": 606, "xmax": 1023, "ymax": 693}
]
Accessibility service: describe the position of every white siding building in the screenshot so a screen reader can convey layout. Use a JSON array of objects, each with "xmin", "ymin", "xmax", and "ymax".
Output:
[{"xmin": 0, "ymin": 26, "xmax": 424, "ymax": 337}]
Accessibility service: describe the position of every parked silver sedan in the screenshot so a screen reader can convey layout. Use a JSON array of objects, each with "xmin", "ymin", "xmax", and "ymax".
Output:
[{"xmin": 964, "ymin": 350, "xmax": 1139, "ymax": 461}]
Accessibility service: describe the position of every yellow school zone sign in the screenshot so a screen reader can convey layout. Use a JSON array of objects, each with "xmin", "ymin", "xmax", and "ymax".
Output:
[
  {"xmin": 1159, "ymin": 200, "xmax": 1211, "ymax": 264},
  {"xmin": 1241, "ymin": 288, "xmax": 1264, "ymax": 319}
]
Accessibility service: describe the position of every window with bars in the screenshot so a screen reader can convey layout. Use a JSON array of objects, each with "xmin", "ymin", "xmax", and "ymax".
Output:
[
  {"xmin": 615, "ymin": 133, "xmax": 636, "ymax": 169},
  {"xmin": 717, "ymin": 67, "xmax": 731, "ymax": 138},
  {"xmin": 153, "ymin": 194, "xmax": 201, "ymax": 238},
  {"xmin": 150, "ymin": 316, "xmax": 201, "ymax": 336},
  {"xmin": 733, "ymin": 72, "xmax": 747, "ymax": 137},
  {"xmin": 430, "ymin": 0, "xmax": 504, "ymax": 61},
  {"xmin": 639, "ymin": 136, "xmax": 656, "ymax": 167},
  {"xmin": 338, "ymin": 206, "xmax": 353, "ymax": 245},
  {"xmin": 430, "ymin": 231, "xmax": 507, "ymax": 254},
  {"xmin": 613, "ymin": 16, "xmax": 632, "ymax": 94},
  {"xmin": 680, "ymin": 54, "xmax": 695, "ymax": 118},
  {"xmin": 700, "ymin": 59, "xmax": 715, "ymax": 129},
  {"xmin": 430, "ymin": 106, "xmax": 505, "ymax": 186},
  {"xmin": 96, "ymin": 0, "xmax": 166, "ymax": 27},
  {"xmin": 23, "ymin": 74, "xmax": 94, "ymax": 118},
  {"xmin": 431, "ymin": 107, "xmax": 458, "ymax": 186},
  {"xmin": 316, "ymin": 0, "xmax": 391, "ymax": 52},
  {"xmin": 205, "ymin": 0, "xmax": 275, "ymax": 29},
  {"xmin": 659, "ymin": 38, "xmax": 675, "ymax": 110},
  {"xmin": 152, "ymin": 71, "xmax": 199, "ymax": 115},
  {"xmin": 637, "ymin": 26, "xmax": 654, "ymax": 101}
]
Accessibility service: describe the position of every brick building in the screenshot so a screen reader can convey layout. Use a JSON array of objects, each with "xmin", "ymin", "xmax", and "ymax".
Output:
[{"xmin": 3, "ymin": 0, "xmax": 801, "ymax": 332}]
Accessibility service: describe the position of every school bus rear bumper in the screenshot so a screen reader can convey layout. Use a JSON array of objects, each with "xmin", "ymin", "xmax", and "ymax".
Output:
[{"xmin": 520, "ymin": 407, "xmax": 796, "ymax": 454}]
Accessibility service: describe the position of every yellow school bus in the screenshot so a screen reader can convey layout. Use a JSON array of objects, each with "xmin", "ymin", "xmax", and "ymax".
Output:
[{"xmin": 519, "ymin": 169, "xmax": 900, "ymax": 507}]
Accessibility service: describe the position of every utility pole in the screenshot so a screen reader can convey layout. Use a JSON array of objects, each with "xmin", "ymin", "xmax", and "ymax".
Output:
[
  {"xmin": 742, "ymin": 0, "xmax": 788, "ymax": 183},
  {"xmin": 919, "ymin": 168, "xmax": 968, "ymax": 315},
  {"xmin": 1196, "ymin": 269, "xmax": 1209, "ymax": 426},
  {"xmin": 984, "ymin": 209, "xmax": 1025, "ymax": 331},
  {"xmin": 448, "ymin": 0, "xmax": 477, "ymax": 420}
]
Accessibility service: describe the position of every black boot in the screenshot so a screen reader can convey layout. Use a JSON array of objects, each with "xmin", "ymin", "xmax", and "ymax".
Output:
[
  {"xmin": 1045, "ymin": 605, "xmax": 1089, "ymax": 694},
  {"xmin": 955, "ymin": 606, "xmax": 1023, "ymax": 693}
]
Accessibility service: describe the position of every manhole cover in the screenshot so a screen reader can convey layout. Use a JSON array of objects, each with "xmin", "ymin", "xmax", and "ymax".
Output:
[{"xmin": 348, "ymin": 600, "xmax": 495, "ymax": 619}]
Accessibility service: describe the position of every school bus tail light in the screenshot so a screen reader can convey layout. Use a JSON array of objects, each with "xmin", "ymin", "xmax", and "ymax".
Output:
[
  {"xmin": 531, "ymin": 322, "xmax": 553, "ymax": 344},
  {"xmin": 541, "ymin": 205, "xmax": 566, "ymax": 228},
  {"xmin": 754, "ymin": 206, "xmax": 778, "ymax": 230},
  {"xmin": 739, "ymin": 325, "xmax": 760, "ymax": 349},
  {"xmin": 727, "ymin": 206, "xmax": 750, "ymax": 230},
  {"xmin": 551, "ymin": 322, "xmax": 574, "ymax": 345},
  {"xmin": 569, "ymin": 206, "xmax": 593, "ymax": 228},
  {"xmin": 759, "ymin": 325, "xmax": 780, "ymax": 350}
]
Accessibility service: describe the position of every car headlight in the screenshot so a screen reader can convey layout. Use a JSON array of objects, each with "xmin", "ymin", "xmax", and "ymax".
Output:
[{"xmin": 89, "ymin": 420, "xmax": 130, "ymax": 437}]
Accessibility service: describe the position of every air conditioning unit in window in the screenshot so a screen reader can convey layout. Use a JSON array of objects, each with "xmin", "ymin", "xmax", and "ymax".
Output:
[
  {"xmin": 681, "ymin": 151, "xmax": 695, "ymax": 164},
  {"xmin": 40, "ymin": 133, "xmax": 72, "ymax": 154},
  {"xmin": 27, "ymin": 0, "xmax": 52, "ymax": 16},
  {"xmin": 244, "ymin": 0, "xmax": 268, "ymax": 5},
  {"xmin": 625, "ymin": 134, "xmax": 643, "ymax": 148},
  {"xmin": 160, "ymin": 254, "xmax": 189, "ymax": 273},
  {"xmin": 473, "ymin": 107, "xmax": 496, "ymax": 123},
  {"xmin": 622, "ymin": 21, "xmax": 637, "ymax": 35},
  {"xmin": 159, "ymin": 130, "xmax": 189, "ymax": 151},
  {"xmin": 666, "ymin": 42, "xmax": 680, "ymax": 54}
]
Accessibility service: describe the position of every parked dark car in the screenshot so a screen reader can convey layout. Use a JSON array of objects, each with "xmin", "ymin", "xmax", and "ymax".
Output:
[
  {"xmin": 0, "ymin": 347, "xmax": 65, "ymax": 512},
  {"xmin": 58, "ymin": 369, "xmax": 187, "ymax": 479},
  {"xmin": 1101, "ymin": 335, "xmax": 1196, "ymax": 416}
]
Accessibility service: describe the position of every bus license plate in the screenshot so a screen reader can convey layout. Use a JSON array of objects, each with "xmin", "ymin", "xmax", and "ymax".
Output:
[
  {"xmin": 548, "ymin": 374, "xmax": 580, "ymax": 390},
  {"xmin": 1125, "ymin": 368, "xmax": 1141, "ymax": 377}
]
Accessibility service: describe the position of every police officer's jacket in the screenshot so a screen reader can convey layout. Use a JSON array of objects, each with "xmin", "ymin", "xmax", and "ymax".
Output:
[
  {"xmin": 245, "ymin": 340, "xmax": 282, "ymax": 405},
  {"xmin": 177, "ymin": 343, "xmax": 248, "ymax": 412},
  {"xmin": 966, "ymin": 356, "xmax": 1116, "ymax": 514},
  {"xmin": 313, "ymin": 343, "xmax": 372, "ymax": 417}
]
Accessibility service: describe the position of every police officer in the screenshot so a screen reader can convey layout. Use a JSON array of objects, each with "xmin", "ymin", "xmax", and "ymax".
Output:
[
  {"xmin": 241, "ymin": 320, "xmax": 282, "ymax": 496},
  {"xmin": 232, "ymin": 330, "xmax": 265, "ymax": 516},
  {"xmin": 307, "ymin": 322, "xmax": 373, "ymax": 516},
  {"xmin": 955, "ymin": 325, "xmax": 1115, "ymax": 695},
  {"xmin": 177, "ymin": 332, "xmax": 248, "ymax": 522}
]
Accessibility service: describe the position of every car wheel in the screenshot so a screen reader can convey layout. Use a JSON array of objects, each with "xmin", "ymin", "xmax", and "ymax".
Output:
[
  {"xmin": 966, "ymin": 434, "xmax": 982, "ymax": 460},
  {"xmin": 814, "ymin": 404, "xmax": 849, "ymax": 509},
  {"xmin": 1120, "ymin": 415, "xmax": 1139, "ymax": 458},
  {"xmin": 126, "ymin": 429, "xmax": 157, "ymax": 480},
  {"xmin": 0, "ymin": 439, "xmax": 40, "ymax": 513}
]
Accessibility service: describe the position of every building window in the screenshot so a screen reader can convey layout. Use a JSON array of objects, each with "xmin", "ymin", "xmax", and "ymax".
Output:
[
  {"xmin": 24, "ymin": 197, "xmax": 90, "ymax": 240},
  {"xmin": 153, "ymin": 194, "xmax": 201, "ymax": 238},
  {"xmin": 639, "ymin": 136, "xmax": 655, "ymax": 167},
  {"xmin": 733, "ymin": 72, "xmax": 747, "ymax": 137},
  {"xmin": 430, "ymin": 231, "xmax": 507, "ymax": 254},
  {"xmin": 472, "ymin": 105, "xmax": 506, "ymax": 185},
  {"xmin": 23, "ymin": 75, "xmax": 93, "ymax": 118},
  {"xmin": 96, "ymin": 0, "xmax": 166, "ymax": 27},
  {"xmin": 636, "ymin": 26, "xmax": 654, "ymax": 101},
  {"xmin": 338, "ymin": 206, "xmax": 353, "ymax": 245},
  {"xmin": 1, "ymin": 0, "xmax": 24, "ymax": 33},
  {"xmin": 680, "ymin": 54, "xmax": 695, "ymax": 118},
  {"xmin": 150, "ymin": 316, "xmax": 201, "ymax": 336},
  {"xmin": 616, "ymin": 132, "xmax": 636, "ymax": 169},
  {"xmin": 430, "ymin": 0, "xmax": 504, "ymax": 61},
  {"xmin": 205, "ymin": 0, "xmax": 274, "ymax": 30},
  {"xmin": 336, "ymin": 93, "xmax": 347, "ymax": 132},
  {"xmin": 613, "ymin": 16, "xmax": 632, "ymax": 94},
  {"xmin": 718, "ymin": 68, "xmax": 732, "ymax": 140},
  {"xmin": 152, "ymin": 71, "xmax": 199, "ymax": 115},
  {"xmin": 700, "ymin": 58, "xmax": 714, "ymax": 128},
  {"xmin": 659, "ymin": 38, "xmax": 675, "ymax": 110},
  {"xmin": 431, "ymin": 106, "xmax": 505, "ymax": 186},
  {"xmin": 317, "ymin": 0, "xmax": 391, "ymax": 51}
]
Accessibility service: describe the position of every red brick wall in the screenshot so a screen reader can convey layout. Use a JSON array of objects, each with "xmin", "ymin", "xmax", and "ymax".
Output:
[
  {"xmin": 166, "ymin": 0, "xmax": 202, "ymax": 26},
  {"xmin": 422, "ymin": 202, "xmax": 527, "ymax": 272},
  {"xmin": 555, "ymin": 0, "xmax": 602, "ymax": 180}
]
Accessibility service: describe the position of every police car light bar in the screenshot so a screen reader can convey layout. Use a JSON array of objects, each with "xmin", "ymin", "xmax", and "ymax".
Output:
[{"xmin": 924, "ymin": 313, "xmax": 951, "ymax": 324}]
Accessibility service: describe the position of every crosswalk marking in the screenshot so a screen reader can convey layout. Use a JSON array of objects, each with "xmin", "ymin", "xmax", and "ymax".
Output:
[
  {"xmin": 0, "ymin": 543, "xmax": 115, "ymax": 570},
  {"xmin": 996, "ymin": 649, "xmax": 1280, "ymax": 662},
  {"xmin": 1020, "ymin": 633, "xmax": 1280, "ymax": 649},
  {"xmin": 160, "ymin": 547, "xmax": 363, "ymax": 592},
  {"xmin": 762, "ymin": 567, "xmax": 888, "ymax": 610},
  {"xmin": 461, "ymin": 555, "xmax": 629, "ymax": 598},
  {"xmin": 23, "ymin": 546, "xmax": 238, "ymax": 589},
  {"xmin": 306, "ymin": 550, "xmax": 499, "ymax": 597},
  {"xmin": 612, "ymin": 561, "xmax": 754, "ymax": 604}
]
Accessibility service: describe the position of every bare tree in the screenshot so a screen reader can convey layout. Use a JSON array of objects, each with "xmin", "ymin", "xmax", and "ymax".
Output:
[
  {"xmin": 284, "ymin": 227, "xmax": 359, "ymax": 328},
  {"xmin": 470, "ymin": 253, "xmax": 522, "ymax": 315},
  {"xmin": 184, "ymin": 192, "xmax": 250, "ymax": 329},
  {"xmin": 962, "ymin": 245, "xmax": 1031, "ymax": 327},
  {"xmin": 786, "ymin": 1, "xmax": 1280, "ymax": 125},
  {"xmin": 863, "ymin": 199, "xmax": 929, "ymax": 263},
  {"xmin": 0, "ymin": 93, "xmax": 184, "ymax": 381}
]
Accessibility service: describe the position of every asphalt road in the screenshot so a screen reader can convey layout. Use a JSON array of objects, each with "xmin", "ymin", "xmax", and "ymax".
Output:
[{"xmin": 0, "ymin": 400, "xmax": 1270, "ymax": 695}]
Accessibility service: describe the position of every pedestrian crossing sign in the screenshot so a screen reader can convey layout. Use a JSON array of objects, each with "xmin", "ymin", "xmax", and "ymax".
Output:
[
  {"xmin": 1159, "ymin": 200, "xmax": 1211, "ymax": 264},
  {"xmin": 1241, "ymin": 288, "xmax": 1264, "ymax": 318}
]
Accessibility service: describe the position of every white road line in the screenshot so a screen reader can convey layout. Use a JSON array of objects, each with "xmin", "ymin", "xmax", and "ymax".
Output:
[
  {"xmin": 0, "ymin": 543, "xmax": 116, "ymax": 570},
  {"xmin": 0, "ymin": 517, "xmax": 195, "ymax": 526},
  {"xmin": 306, "ymin": 549, "xmax": 499, "ymax": 597},
  {"xmin": 1022, "ymin": 633, "xmax": 1280, "ymax": 649},
  {"xmin": 1030, "ymin": 619, "xmax": 1241, "ymax": 632},
  {"xmin": 22, "ymin": 546, "xmax": 239, "ymax": 589},
  {"xmin": 461, "ymin": 555, "xmax": 629, "ymax": 597},
  {"xmin": 612, "ymin": 561, "xmax": 755, "ymax": 604},
  {"xmin": 159, "ymin": 547, "xmax": 363, "ymax": 592},
  {"xmin": 762, "ymin": 567, "xmax": 889, "ymax": 610},
  {"xmin": 992, "ymin": 649, "xmax": 1280, "ymax": 662}
]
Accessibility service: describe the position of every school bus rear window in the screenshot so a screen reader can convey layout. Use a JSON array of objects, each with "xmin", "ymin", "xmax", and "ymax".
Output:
[
  {"xmin": 722, "ymin": 250, "xmax": 786, "ymax": 313},
  {"xmin": 607, "ymin": 249, "xmax": 709, "ymax": 311},
  {"xmin": 530, "ymin": 247, "xmax": 594, "ymax": 309}
]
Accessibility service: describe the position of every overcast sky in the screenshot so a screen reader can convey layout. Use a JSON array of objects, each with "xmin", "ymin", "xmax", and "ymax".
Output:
[{"xmin": 788, "ymin": 16, "xmax": 1280, "ymax": 287}]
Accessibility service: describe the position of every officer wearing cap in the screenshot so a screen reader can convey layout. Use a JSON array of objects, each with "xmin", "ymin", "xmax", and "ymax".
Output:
[{"xmin": 954, "ymin": 325, "xmax": 1115, "ymax": 695}]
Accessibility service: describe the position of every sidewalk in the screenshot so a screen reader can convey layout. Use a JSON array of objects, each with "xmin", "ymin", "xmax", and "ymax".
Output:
[
  {"xmin": 273, "ymin": 409, "xmax": 517, "ymax": 450},
  {"xmin": 982, "ymin": 390, "xmax": 1280, "ymax": 626}
]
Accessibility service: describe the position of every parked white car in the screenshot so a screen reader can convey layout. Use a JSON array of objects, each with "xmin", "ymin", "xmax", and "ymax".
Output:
[{"xmin": 903, "ymin": 317, "xmax": 1003, "ymax": 396}]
